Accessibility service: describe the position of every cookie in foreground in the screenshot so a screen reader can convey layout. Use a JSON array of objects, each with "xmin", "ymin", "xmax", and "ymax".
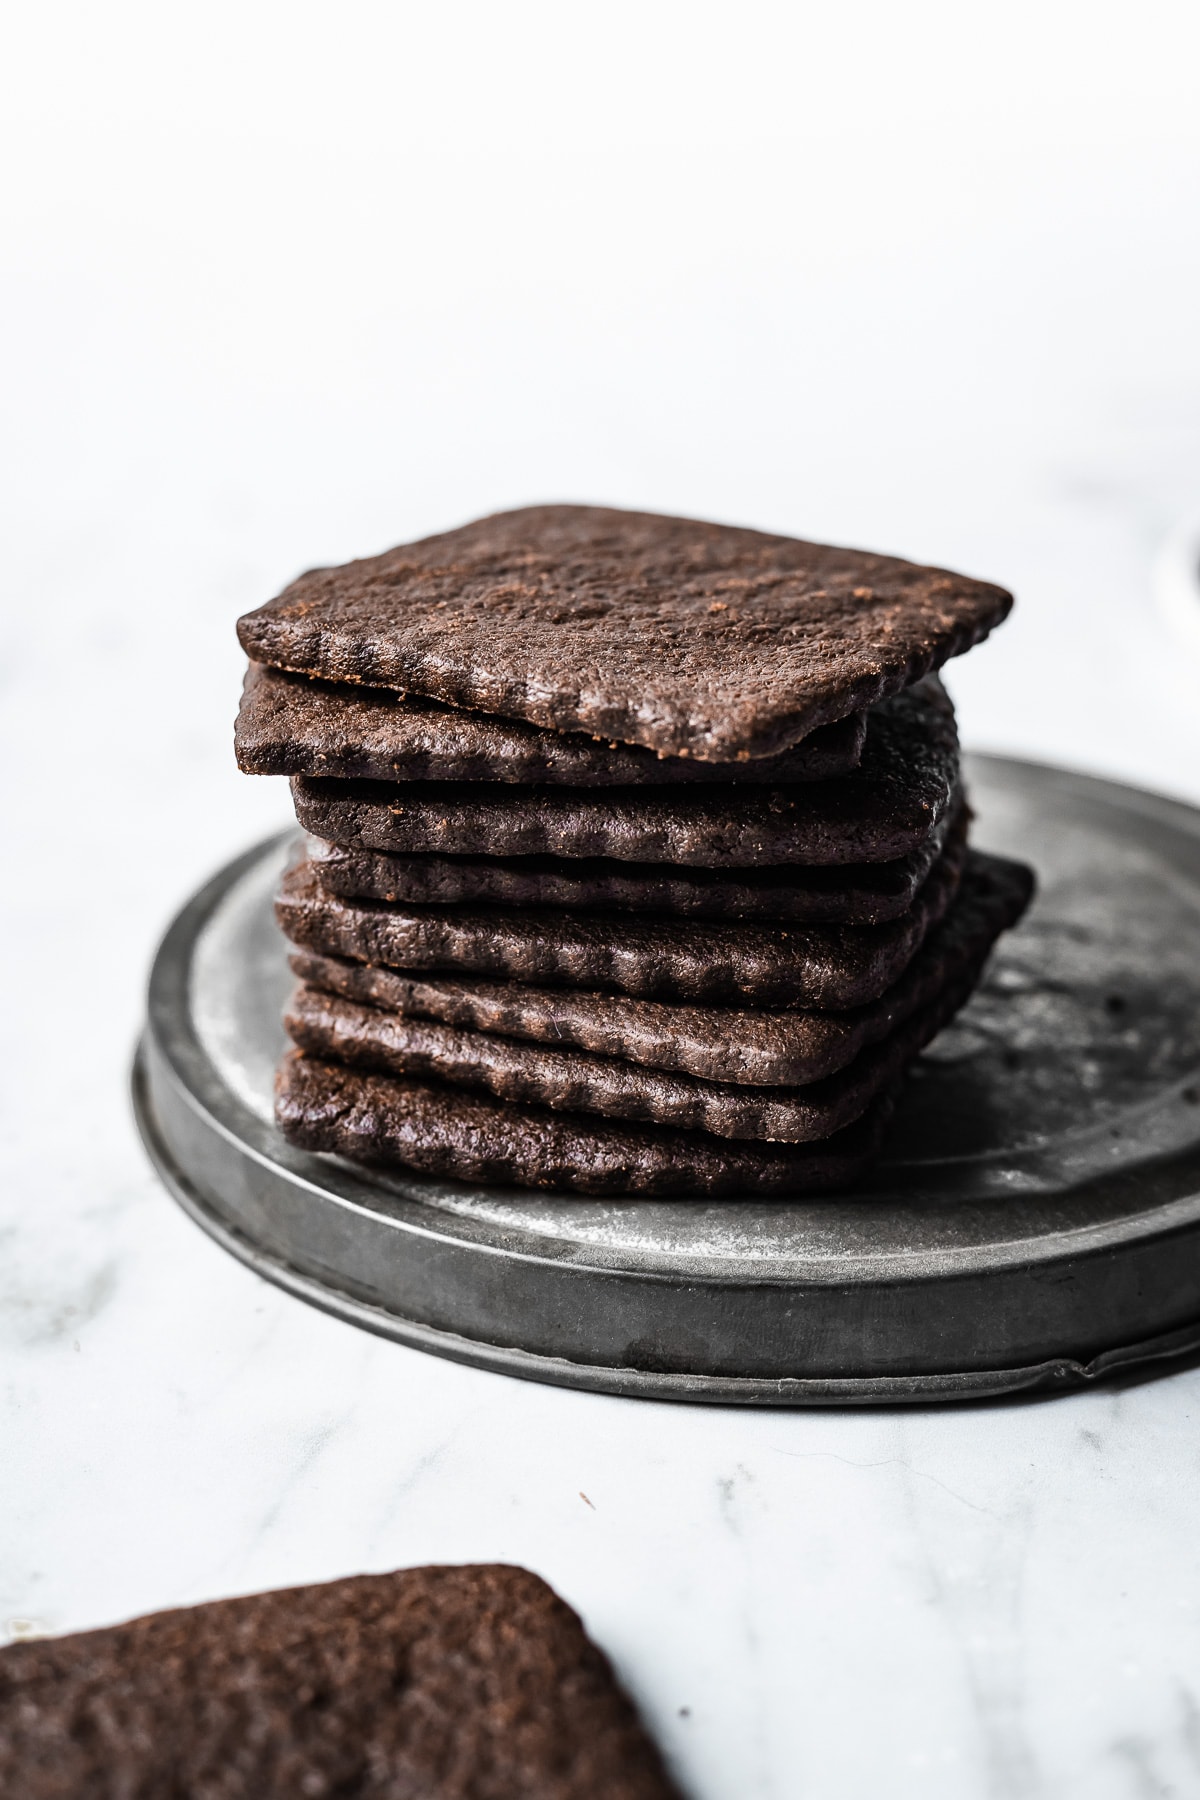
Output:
[{"xmin": 0, "ymin": 1564, "xmax": 681, "ymax": 1799}]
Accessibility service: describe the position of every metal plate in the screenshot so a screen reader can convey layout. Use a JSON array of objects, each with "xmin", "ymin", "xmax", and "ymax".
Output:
[{"xmin": 133, "ymin": 755, "xmax": 1200, "ymax": 1405}]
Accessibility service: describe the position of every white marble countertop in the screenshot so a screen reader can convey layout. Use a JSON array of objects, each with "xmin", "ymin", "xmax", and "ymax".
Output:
[{"xmin": 5, "ymin": 11, "xmax": 1200, "ymax": 1792}]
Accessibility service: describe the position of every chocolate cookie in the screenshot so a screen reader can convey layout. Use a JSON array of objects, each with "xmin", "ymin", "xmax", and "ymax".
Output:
[
  {"xmin": 236, "ymin": 504, "xmax": 1010, "ymax": 761},
  {"xmin": 0, "ymin": 1565, "xmax": 680, "ymax": 1799},
  {"xmin": 306, "ymin": 796, "xmax": 966, "ymax": 925},
  {"xmin": 283, "ymin": 947, "xmax": 982, "ymax": 1141},
  {"xmin": 288, "ymin": 850, "xmax": 1034, "ymax": 1086},
  {"xmin": 291, "ymin": 677, "xmax": 960, "ymax": 869},
  {"xmin": 276, "ymin": 833, "xmax": 963, "ymax": 1008},
  {"xmin": 236, "ymin": 662, "xmax": 868, "ymax": 784},
  {"xmin": 276, "ymin": 1050, "xmax": 895, "ymax": 1194}
]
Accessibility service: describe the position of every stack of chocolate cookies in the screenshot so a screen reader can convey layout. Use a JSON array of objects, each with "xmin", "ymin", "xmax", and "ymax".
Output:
[{"xmin": 235, "ymin": 505, "xmax": 1033, "ymax": 1195}]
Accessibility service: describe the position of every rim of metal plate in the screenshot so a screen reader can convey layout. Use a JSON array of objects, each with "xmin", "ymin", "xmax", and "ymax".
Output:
[{"xmin": 133, "ymin": 754, "xmax": 1200, "ymax": 1406}]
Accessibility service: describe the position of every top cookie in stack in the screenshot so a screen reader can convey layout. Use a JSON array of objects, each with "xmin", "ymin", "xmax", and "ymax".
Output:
[{"xmin": 236, "ymin": 504, "xmax": 1032, "ymax": 1196}]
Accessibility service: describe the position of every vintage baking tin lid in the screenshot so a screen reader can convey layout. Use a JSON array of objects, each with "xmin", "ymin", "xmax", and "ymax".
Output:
[{"xmin": 134, "ymin": 755, "xmax": 1200, "ymax": 1404}]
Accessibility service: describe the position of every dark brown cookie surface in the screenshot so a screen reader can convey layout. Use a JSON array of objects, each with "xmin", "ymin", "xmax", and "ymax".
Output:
[
  {"xmin": 288, "ymin": 850, "xmax": 1034, "ymax": 1086},
  {"xmin": 0, "ymin": 1565, "xmax": 680, "ymax": 1800},
  {"xmin": 283, "ymin": 947, "xmax": 982, "ymax": 1141},
  {"xmin": 276, "ymin": 1051, "xmax": 894, "ymax": 1194},
  {"xmin": 291, "ymin": 678, "xmax": 959, "ymax": 869},
  {"xmin": 236, "ymin": 504, "xmax": 1010, "ymax": 761},
  {"xmin": 306, "ymin": 797, "xmax": 965, "ymax": 925},
  {"xmin": 236, "ymin": 662, "xmax": 867, "ymax": 784},
  {"xmin": 276, "ymin": 833, "xmax": 962, "ymax": 1008}
]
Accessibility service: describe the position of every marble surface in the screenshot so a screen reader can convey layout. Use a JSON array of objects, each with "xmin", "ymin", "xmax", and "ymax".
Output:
[
  {"xmin": 7, "ymin": 1154, "xmax": 1200, "ymax": 1800},
  {"xmin": 5, "ymin": 12, "xmax": 1200, "ymax": 1793}
]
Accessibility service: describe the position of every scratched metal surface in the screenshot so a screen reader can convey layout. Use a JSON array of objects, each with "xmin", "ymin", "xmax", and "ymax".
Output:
[{"xmin": 135, "ymin": 755, "xmax": 1200, "ymax": 1400}]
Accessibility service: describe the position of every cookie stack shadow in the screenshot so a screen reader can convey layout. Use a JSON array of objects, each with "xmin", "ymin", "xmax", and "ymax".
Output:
[{"xmin": 235, "ymin": 505, "xmax": 1034, "ymax": 1197}]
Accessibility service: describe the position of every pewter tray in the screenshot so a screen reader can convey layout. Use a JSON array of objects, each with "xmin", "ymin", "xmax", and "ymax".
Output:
[{"xmin": 134, "ymin": 756, "xmax": 1200, "ymax": 1404}]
